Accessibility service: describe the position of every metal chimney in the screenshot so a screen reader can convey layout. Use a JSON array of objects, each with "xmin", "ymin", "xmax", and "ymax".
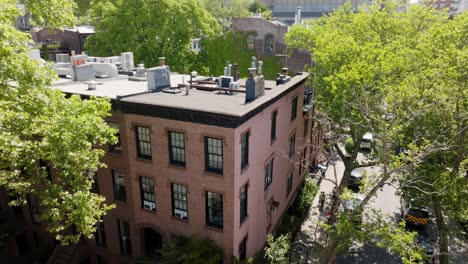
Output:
[
  {"xmin": 251, "ymin": 56, "xmax": 257, "ymax": 68},
  {"xmin": 297, "ymin": 7, "xmax": 302, "ymax": 24},
  {"xmin": 258, "ymin": 61, "xmax": 263, "ymax": 76},
  {"xmin": 233, "ymin": 63, "xmax": 239, "ymax": 81}
]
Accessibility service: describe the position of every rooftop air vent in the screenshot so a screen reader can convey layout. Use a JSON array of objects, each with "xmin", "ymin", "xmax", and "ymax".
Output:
[
  {"xmin": 129, "ymin": 63, "xmax": 147, "ymax": 82},
  {"xmin": 87, "ymin": 80, "xmax": 97, "ymax": 90}
]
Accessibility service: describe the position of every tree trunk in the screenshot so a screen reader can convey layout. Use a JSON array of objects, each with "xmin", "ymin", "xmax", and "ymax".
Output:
[{"xmin": 432, "ymin": 194, "xmax": 449, "ymax": 264}]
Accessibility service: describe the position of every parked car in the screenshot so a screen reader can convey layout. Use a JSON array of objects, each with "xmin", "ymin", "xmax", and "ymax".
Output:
[
  {"xmin": 404, "ymin": 208, "xmax": 430, "ymax": 228},
  {"xmin": 348, "ymin": 168, "xmax": 364, "ymax": 190},
  {"xmin": 360, "ymin": 132, "xmax": 374, "ymax": 150},
  {"xmin": 342, "ymin": 194, "xmax": 364, "ymax": 224}
]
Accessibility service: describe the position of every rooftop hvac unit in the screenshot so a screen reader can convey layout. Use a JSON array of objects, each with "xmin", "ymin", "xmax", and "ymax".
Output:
[
  {"xmin": 147, "ymin": 66, "xmax": 171, "ymax": 91},
  {"xmin": 219, "ymin": 76, "xmax": 233, "ymax": 89},
  {"xmin": 121, "ymin": 52, "xmax": 134, "ymax": 71},
  {"xmin": 143, "ymin": 201, "xmax": 156, "ymax": 211},
  {"xmin": 174, "ymin": 209, "xmax": 187, "ymax": 219}
]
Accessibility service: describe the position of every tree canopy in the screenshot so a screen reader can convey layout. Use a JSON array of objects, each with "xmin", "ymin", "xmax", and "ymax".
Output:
[
  {"xmin": 286, "ymin": 1, "xmax": 467, "ymax": 263},
  {"xmin": 1, "ymin": 0, "xmax": 115, "ymax": 244},
  {"xmin": 86, "ymin": 0, "xmax": 220, "ymax": 73}
]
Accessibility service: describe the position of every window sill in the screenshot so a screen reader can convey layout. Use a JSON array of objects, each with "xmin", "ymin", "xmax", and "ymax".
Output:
[
  {"xmin": 141, "ymin": 208, "xmax": 156, "ymax": 214},
  {"xmin": 204, "ymin": 170, "xmax": 224, "ymax": 178},
  {"xmin": 204, "ymin": 225, "xmax": 224, "ymax": 233},
  {"xmin": 136, "ymin": 157, "xmax": 152, "ymax": 163},
  {"xmin": 171, "ymin": 216, "xmax": 189, "ymax": 223},
  {"xmin": 168, "ymin": 163, "xmax": 186, "ymax": 171},
  {"xmin": 240, "ymin": 164, "xmax": 249, "ymax": 174}
]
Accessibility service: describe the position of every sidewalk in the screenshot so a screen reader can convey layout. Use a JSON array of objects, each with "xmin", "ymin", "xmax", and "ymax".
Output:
[{"xmin": 295, "ymin": 154, "xmax": 345, "ymax": 263}]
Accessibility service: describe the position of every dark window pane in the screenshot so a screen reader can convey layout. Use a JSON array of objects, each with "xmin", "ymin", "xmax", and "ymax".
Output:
[
  {"xmin": 241, "ymin": 132, "xmax": 249, "ymax": 169},
  {"xmin": 136, "ymin": 126, "xmax": 152, "ymax": 159},
  {"xmin": 271, "ymin": 111, "xmax": 277, "ymax": 143},
  {"xmin": 112, "ymin": 170, "xmax": 126, "ymax": 202},
  {"xmin": 169, "ymin": 131, "xmax": 185, "ymax": 166},
  {"xmin": 140, "ymin": 177, "xmax": 155, "ymax": 211},
  {"xmin": 117, "ymin": 219, "xmax": 132, "ymax": 256},
  {"xmin": 171, "ymin": 184, "xmax": 188, "ymax": 219},
  {"xmin": 291, "ymin": 97, "xmax": 298, "ymax": 121},
  {"xmin": 205, "ymin": 137, "xmax": 223, "ymax": 174},
  {"xmin": 206, "ymin": 191, "xmax": 223, "ymax": 229},
  {"xmin": 240, "ymin": 185, "xmax": 248, "ymax": 223}
]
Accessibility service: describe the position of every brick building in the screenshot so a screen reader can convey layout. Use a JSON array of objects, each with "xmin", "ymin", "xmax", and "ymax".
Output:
[
  {"xmin": 31, "ymin": 25, "xmax": 95, "ymax": 59},
  {"xmin": 231, "ymin": 17, "xmax": 312, "ymax": 75},
  {"xmin": 0, "ymin": 56, "xmax": 323, "ymax": 263}
]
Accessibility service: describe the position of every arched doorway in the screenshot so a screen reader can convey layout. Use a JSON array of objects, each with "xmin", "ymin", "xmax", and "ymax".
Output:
[{"xmin": 142, "ymin": 227, "xmax": 163, "ymax": 257}]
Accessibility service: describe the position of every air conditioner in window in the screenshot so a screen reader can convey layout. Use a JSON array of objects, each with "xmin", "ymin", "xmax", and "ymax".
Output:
[
  {"xmin": 143, "ymin": 201, "xmax": 156, "ymax": 211},
  {"xmin": 174, "ymin": 209, "xmax": 187, "ymax": 219},
  {"xmin": 268, "ymin": 200, "xmax": 279, "ymax": 212},
  {"xmin": 268, "ymin": 204, "xmax": 277, "ymax": 212}
]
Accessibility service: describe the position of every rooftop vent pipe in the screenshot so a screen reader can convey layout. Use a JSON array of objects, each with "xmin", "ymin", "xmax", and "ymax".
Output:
[
  {"xmin": 87, "ymin": 80, "xmax": 97, "ymax": 90},
  {"xmin": 251, "ymin": 56, "xmax": 257, "ymax": 68},
  {"xmin": 233, "ymin": 63, "xmax": 239, "ymax": 81},
  {"xmin": 258, "ymin": 61, "xmax": 263, "ymax": 76},
  {"xmin": 159, "ymin": 57, "xmax": 166, "ymax": 66}
]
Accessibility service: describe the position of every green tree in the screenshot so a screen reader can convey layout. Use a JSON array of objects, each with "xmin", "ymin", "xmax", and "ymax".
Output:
[
  {"xmin": 264, "ymin": 234, "xmax": 292, "ymax": 264},
  {"xmin": 248, "ymin": 0, "xmax": 272, "ymax": 20},
  {"xmin": 1, "ymin": 0, "xmax": 115, "ymax": 244},
  {"xmin": 395, "ymin": 11, "xmax": 468, "ymax": 264},
  {"xmin": 200, "ymin": 0, "xmax": 251, "ymax": 26},
  {"xmin": 86, "ymin": 0, "xmax": 220, "ymax": 73},
  {"xmin": 286, "ymin": 1, "xmax": 465, "ymax": 263},
  {"xmin": 201, "ymin": 31, "xmax": 281, "ymax": 79}
]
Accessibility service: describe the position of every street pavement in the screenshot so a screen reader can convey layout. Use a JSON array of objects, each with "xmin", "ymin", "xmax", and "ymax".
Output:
[
  {"xmin": 296, "ymin": 150, "xmax": 468, "ymax": 263},
  {"xmin": 296, "ymin": 151, "xmax": 403, "ymax": 263}
]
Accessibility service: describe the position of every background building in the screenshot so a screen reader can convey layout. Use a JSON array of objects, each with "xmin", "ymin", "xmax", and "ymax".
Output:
[
  {"xmin": 260, "ymin": 0, "xmax": 368, "ymax": 24},
  {"xmin": 231, "ymin": 17, "xmax": 312, "ymax": 74}
]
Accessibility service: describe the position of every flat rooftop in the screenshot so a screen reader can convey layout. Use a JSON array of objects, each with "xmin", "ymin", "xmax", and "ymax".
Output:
[{"xmin": 51, "ymin": 73, "xmax": 309, "ymax": 117}]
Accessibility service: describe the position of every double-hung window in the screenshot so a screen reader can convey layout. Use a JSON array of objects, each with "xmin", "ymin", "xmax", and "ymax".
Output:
[
  {"xmin": 112, "ymin": 170, "xmax": 126, "ymax": 202},
  {"xmin": 286, "ymin": 173, "xmax": 293, "ymax": 196},
  {"xmin": 240, "ymin": 185, "xmax": 248, "ymax": 223},
  {"xmin": 241, "ymin": 132, "xmax": 249, "ymax": 170},
  {"xmin": 206, "ymin": 191, "xmax": 223, "ymax": 229},
  {"xmin": 264, "ymin": 159, "xmax": 274, "ymax": 190},
  {"xmin": 289, "ymin": 132, "xmax": 296, "ymax": 158},
  {"xmin": 95, "ymin": 219, "xmax": 106, "ymax": 248},
  {"xmin": 171, "ymin": 184, "xmax": 188, "ymax": 220},
  {"xmin": 28, "ymin": 195, "xmax": 40, "ymax": 224},
  {"xmin": 291, "ymin": 96, "xmax": 298, "ymax": 121},
  {"xmin": 140, "ymin": 177, "xmax": 155, "ymax": 211},
  {"xmin": 168, "ymin": 131, "xmax": 185, "ymax": 166},
  {"xmin": 117, "ymin": 219, "xmax": 132, "ymax": 256},
  {"xmin": 108, "ymin": 122, "xmax": 122, "ymax": 152},
  {"xmin": 136, "ymin": 126, "xmax": 152, "ymax": 159},
  {"xmin": 205, "ymin": 137, "xmax": 223, "ymax": 174},
  {"xmin": 271, "ymin": 111, "xmax": 277, "ymax": 143}
]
